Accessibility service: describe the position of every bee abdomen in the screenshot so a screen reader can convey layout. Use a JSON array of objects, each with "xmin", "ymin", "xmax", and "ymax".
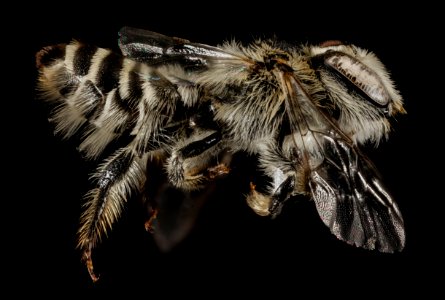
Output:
[
  {"xmin": 36, "ymin": 41, "xmax": 199, "ymax": 158},
  {"xmin": 36, "ymin": 42, "xmax": 134, "ymax": 115},
  {"xmin": 72, "ymin": 44, "xmax": 98, "ymax": 76},
  {"xmin": 36, "ymin": 42, "xmax": 137, "ymax": 154}
]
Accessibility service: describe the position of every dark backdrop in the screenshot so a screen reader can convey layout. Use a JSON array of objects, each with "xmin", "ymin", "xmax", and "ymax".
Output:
[{"xmin": 8, "ymin": 2, "xmax": 439, "ymax": 296}]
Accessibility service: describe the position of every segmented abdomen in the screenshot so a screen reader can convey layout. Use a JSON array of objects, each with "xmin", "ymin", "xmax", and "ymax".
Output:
[{"xmin": 36, "ymin": 41, "xmax": 194, "ymax": 158}]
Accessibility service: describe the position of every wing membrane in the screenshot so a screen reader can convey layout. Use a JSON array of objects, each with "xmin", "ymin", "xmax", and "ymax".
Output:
[
  {"xmin": 118, "ymin": 27, "xmax": 235, "ymax": 67},
  {"xmin": 280, "ymin": 72, "xmax": 405, "ymax": 252}
]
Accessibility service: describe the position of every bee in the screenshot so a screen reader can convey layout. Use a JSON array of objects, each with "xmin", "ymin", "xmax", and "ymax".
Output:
[{"xmin": 36, "ymin": 27, "xmax": 406, "ymax": 282}]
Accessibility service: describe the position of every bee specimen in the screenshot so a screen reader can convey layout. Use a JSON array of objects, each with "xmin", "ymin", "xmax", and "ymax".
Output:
[{"xmin": 36, "ymin": 27, "xmax": 406, "ymax": 281}]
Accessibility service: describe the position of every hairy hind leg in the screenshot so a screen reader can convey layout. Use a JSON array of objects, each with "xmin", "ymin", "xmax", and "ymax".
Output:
[{"xmin": 77, "ymin": 148, "xmax": 147, "ymax": 281}]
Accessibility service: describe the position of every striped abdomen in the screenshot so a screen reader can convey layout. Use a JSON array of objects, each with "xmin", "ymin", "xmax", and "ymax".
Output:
[{"xmin": 36, "ymin": 41, "xmax": 197, "ymax": 158}]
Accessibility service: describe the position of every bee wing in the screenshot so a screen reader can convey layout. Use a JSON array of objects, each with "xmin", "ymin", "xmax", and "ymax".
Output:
[
  {"xmin": 280, "ymin": 72, "xmax": 405, "ymax": 252},
  {"xmin": 118, "ymin": 27, "xmax": 235, "ymax": 66}
]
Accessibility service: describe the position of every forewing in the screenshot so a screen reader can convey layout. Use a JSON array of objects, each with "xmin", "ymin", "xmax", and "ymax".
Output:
[
  {"xmin": 118, "ymin": 27, "xmax": 235, "ymax": 67},
  {"xmin": 280, "ymin": 72, "xmax": 405, "ymax": 252},
  {"xmin": 310, "ymin": 136, "xmax": 405, "ymax": 252}
]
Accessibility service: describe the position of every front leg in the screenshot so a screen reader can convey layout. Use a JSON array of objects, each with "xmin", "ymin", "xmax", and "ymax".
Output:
[
  {"xmin": 247, "ymin": 169, "xmax": 296, "ymax": 218},
  {"xmin": 268, "ymin": 176, "xmax": 296, "ymax": 217},
  {"xmin": 246, "ymin": 143, "xmax": 307, "ymax": 218}
]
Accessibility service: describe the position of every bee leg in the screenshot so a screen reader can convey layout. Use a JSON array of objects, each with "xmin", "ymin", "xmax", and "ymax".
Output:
[
  {"xmin": 144, "ymin": 208, "xmax": 158, "ymax": 233},
  {"xmin": 268, "ymin": 176, "xmax": 296, "ymax": 218},
  {"xmin": 166, "ymin": 130, "xmax": 228, "ymax": 190},
  {"xmin": 144, "ymin": 146, "xmax": 231, "ymax": 251},
  {"xmin": 246, "ymin": 144, "xmax": 299, "ymax": 217},
  {"xmin": 206, "ymin": 163, "xmax": 230, "ymax": 179},
  {"xmin": 77, "ymin": 149, "xmax": 146, "ymax": 282},
  {"xmin": 246, "ymin": 176, "xmax": 296, "ymax": 218},
  {"xmin": 246, "ymin": 182, "xmax": 273, "ymax": 216}
]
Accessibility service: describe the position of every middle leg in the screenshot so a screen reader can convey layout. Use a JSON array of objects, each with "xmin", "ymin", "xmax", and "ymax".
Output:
[{"xmin": 166, "ymin": 129, "xmax": 229, "ymax": 190}]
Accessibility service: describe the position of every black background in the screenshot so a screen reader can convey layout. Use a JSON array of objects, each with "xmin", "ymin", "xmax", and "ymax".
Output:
[{"xmin": 7, "ymin": 2, "xmax": 440, "ymax": 296}]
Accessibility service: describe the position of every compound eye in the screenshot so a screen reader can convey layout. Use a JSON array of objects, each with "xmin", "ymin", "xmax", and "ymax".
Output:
[{"xmin": 324, "ymin": 51, "xmax": 390, "ymax": 107}]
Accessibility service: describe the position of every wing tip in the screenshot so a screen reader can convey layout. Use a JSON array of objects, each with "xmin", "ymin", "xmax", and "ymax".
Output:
[{"xmin": 337, "ymin": 231, "xmax": 405, "ymax": 253}]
